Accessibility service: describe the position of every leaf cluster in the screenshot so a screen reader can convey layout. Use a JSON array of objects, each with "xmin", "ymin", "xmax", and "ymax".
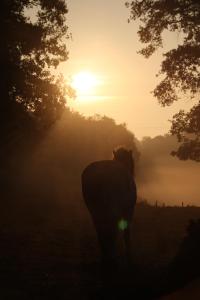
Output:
[
  {"xmin": 1, "ymin": 0, "xmax": 71, "ymax": 132},
  {"xmin": 126, "ymin": 0, "xmax": 200, "ymax": 160}
]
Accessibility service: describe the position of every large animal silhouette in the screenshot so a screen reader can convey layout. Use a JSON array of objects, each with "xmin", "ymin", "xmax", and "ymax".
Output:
[{"xmin": 81, "ymin": 147, "xmax": 137, "ymax": 264}]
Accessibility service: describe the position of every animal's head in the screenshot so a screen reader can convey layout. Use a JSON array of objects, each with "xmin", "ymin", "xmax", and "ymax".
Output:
[{"xmin": 113, "ymin": 147, "xmax": 134, "ymax": 175}]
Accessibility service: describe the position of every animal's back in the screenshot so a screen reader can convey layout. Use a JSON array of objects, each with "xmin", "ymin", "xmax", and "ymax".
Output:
[{"xmin": 82, "ymin": 160, "xmax": 136, "ymax": 222}]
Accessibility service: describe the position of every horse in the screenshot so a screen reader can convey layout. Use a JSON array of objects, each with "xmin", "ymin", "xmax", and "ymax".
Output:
[{"xmin": 81, "ymin": 147, "xmax": 137, "ymax": 266}]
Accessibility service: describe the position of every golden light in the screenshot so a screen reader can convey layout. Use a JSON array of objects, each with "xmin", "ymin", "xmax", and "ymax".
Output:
[{"xmin": 72, "ymin": 71, "xmax": 100, "ymax": 97}]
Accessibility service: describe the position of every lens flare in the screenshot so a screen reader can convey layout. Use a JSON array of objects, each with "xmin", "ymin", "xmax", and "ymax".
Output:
[{"xmin": 118, "ymin": 219, "xmax": 128, "ymax": 231}]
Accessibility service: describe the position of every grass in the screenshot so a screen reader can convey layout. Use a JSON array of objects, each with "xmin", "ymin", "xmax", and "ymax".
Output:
[{"xmin": 0, "ymin": 199, "xmax": 200, "ymax": 299}]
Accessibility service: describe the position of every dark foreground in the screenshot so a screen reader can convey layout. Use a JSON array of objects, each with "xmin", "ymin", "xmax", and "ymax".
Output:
[{"xmin": 0, "ymin": 201, "xmax": 200, "ymax": 299}]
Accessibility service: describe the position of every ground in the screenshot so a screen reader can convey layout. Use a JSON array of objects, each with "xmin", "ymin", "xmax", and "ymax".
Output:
[{"xmin": 0, "ymin": 200, "xmax": 200, "ymax": 299}]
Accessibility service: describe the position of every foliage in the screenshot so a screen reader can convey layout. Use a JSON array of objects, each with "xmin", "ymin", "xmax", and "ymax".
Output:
[
  {"xmin": 3, "ymin": 112, "xmax": 139, "ymax": 207},
  {"xmin": 126, "ymin": 0, "xmax": 200, "ymax": 161},
  {"xmin": 0, "ymin": 0, "xmax": 72, "ymax": 134}
]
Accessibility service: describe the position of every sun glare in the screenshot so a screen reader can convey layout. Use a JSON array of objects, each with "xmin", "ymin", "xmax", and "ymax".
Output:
[{"xmin": 72, "ymin": 71, "xmax": 100, "ymax": 98}]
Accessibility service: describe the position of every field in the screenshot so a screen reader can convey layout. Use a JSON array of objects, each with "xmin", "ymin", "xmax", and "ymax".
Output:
[{"xmin": 0, "ymin": 196, "xmax": 200, "ymax": 299}]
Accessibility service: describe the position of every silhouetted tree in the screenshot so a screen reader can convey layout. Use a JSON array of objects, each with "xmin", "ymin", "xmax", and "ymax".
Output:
[
  {"xmin": 126, "ymin": 0, "xmax": 200, "ymax": 161},
  {"xmin": 0, "ymin": 0, "xmax": 72, "ymax": 138}
]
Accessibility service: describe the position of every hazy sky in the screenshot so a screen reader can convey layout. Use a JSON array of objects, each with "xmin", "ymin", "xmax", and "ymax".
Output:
[{"xmin": 59, "ymin": 0, "xmax": 193, "ymax": 139}]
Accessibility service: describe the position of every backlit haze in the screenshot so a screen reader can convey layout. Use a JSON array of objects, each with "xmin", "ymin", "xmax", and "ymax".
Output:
[
  {"xmin": 60, "ymin": 0, "xmax": 193, "ymax": 140},
  {"xmin": 24, "ymin": 0, "xmax": 200, "ymax": 206}
]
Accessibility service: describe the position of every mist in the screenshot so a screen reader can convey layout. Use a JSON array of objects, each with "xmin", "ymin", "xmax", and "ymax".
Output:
[
  {"xmin": 137, "ymin": 135, "xmax": 200, "ymax": 206},
  {"xmin": 8, "ymin": 114, "xmax": 199, "ymax": 210},
  {"xmin": 8, "ymin": 111, "xmax": 138, "ymax": 211},
  {"xmin": 2, "ymin": 109, "xmax": 200, "ymax": 299}
]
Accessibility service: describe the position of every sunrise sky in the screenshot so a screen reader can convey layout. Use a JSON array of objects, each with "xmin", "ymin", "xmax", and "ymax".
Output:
[{"xmin": 59, "ymin": 0, "xmax": 193, "ymax": 139}]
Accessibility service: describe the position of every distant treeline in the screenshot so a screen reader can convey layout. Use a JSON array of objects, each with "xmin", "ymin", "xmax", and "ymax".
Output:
[
  {"xmin": 1, "ymin": 111, "xmax": 138, "ymax": 207},
  {"xmin": 2, "ymin": 111, "xmax": 200, "ymax": 207}
]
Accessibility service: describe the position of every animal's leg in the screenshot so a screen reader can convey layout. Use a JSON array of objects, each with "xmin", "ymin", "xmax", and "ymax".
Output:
[
  {"xmin": 124, "ymin": 225, "xmax": 132, "ymax": 265},
  {"xmin": 97, "ymin": 227, "xmax": 117, "ymax": 264},
  {"xmin": 97, "ymin": 226, "xmax": 119, "ymax": 287}
]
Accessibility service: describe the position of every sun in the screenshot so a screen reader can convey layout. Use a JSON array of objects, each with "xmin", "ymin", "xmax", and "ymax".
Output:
[{"xmin": 72, "ymin": 71, "xmax": 100, "ymax": 96}]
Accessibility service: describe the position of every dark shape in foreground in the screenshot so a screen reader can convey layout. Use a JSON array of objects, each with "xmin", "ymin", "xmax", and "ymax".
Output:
[
  {"xmin": 81, "ymin": 147, "xmax": 137, "ymax": 266},
  {"xmin": 167, "ymin": 218, "xmax": 200, "ymax": 289}
]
